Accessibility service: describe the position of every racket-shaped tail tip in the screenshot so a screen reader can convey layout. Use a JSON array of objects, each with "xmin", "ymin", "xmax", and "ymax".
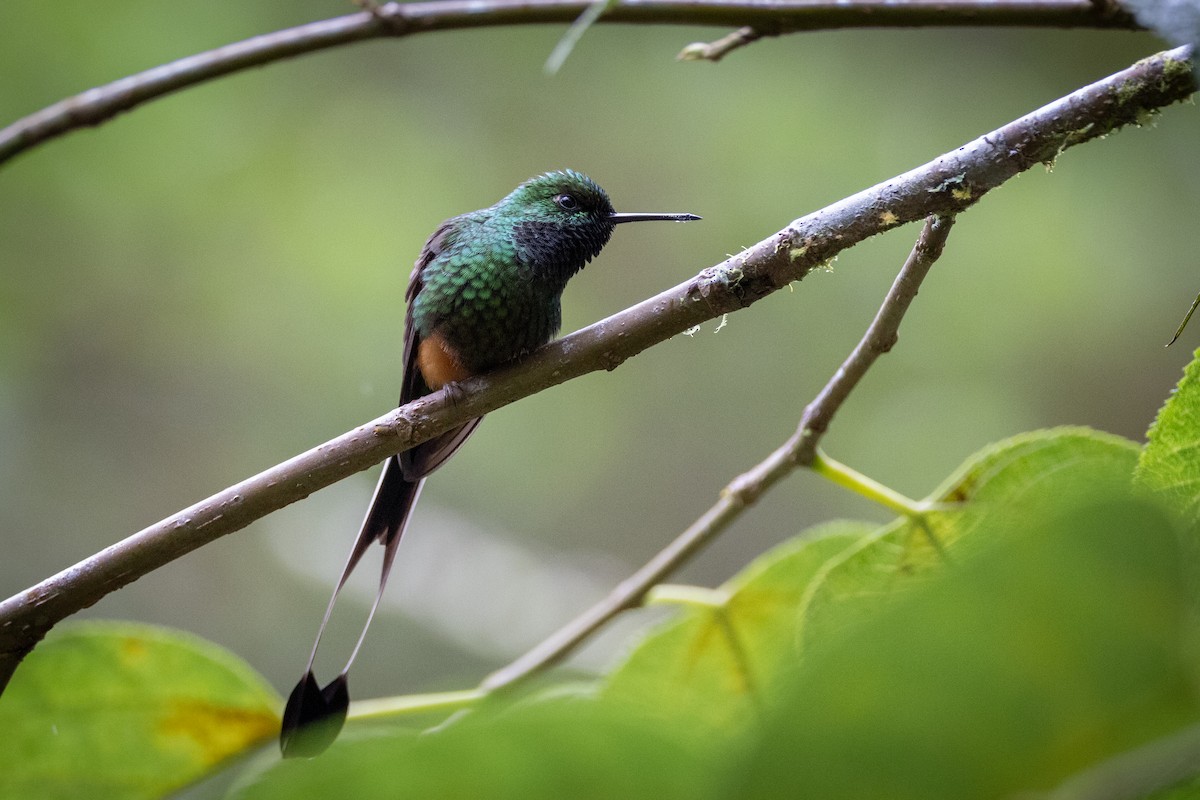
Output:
[{"xmin": 280, "ymin": 671, "xmax": 350, "ymax": 759}]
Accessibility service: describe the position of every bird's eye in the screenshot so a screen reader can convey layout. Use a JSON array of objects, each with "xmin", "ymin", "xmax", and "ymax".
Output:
[{"xmin": 554, "ymin": 194, "xmax": 579, "ymax": 211}]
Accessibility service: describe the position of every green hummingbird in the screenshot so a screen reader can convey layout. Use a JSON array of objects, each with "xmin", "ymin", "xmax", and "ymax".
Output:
[{"xmin": 281, "ymin": 170, "xmax": 699, "ymax": 757}]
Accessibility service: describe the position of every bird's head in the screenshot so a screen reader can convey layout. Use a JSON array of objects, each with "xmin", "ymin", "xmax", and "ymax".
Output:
[
  {"xmin": 498, "ymin": 170, "xmax": 699, "ymax": 288},
  {"xmin": 501, "ymin": 169, "xmax": 617, "ymax": 240}
]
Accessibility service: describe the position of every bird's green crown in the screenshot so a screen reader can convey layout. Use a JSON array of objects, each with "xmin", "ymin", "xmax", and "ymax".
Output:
[{"xmin": 497, "ymin": 169, "xmax": 616, "ymax": 224}]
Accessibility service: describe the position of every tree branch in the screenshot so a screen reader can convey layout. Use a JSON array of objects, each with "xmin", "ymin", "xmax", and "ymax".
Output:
[
  {"xmin": 0, "ymin": 45, "xmax": 1192, "ymax": 693},
  {"xmin": 481, "ymin": 213, "xmax": 955, "ymax": 691},
  {"xmin": 0, "ymin": 0, "xmax": 1140, "ymax": 167},
  {"xmin": 793, "ymin": 215, "xmax": 955, "ymax": 464}
]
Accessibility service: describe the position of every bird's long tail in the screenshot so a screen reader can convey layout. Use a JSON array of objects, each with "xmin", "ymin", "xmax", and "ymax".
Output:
[{"xmin": 280, "ymin": 457, "xmax": 422, "ymax": 758}]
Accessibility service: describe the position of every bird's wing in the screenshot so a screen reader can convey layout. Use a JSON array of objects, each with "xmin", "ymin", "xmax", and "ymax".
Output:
[{"xmin": 397, "ymin": 219, "xmax": 483, "ymax": 482}]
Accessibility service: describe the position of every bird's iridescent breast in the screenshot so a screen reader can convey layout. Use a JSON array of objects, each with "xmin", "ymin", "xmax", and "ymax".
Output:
[{"xmin": 410, "ymin": 219, "xmax": 564, "ymax": 372}]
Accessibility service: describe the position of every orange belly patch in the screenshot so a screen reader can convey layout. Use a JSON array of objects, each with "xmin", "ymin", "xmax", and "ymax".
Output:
[{"xmin": 417, "ymin": 332, "xmax": 473, "ymax": 389}]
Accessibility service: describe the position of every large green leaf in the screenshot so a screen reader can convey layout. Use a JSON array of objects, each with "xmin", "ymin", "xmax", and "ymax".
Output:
[
  {"xmin": 798, "ymin": 428, "xmax": 1138, "ymax": 642},
  {"xmin": 1137, "ymin": 348, "xmax": 1200, "ymax": 522},
  {"xmin": 0, "ymin": 621, "xmax": 279, "ymax": 800},
  {"xmin": 730, "ymin": 492, "xmax": 1197, "ymax": 799},
  {"xmin": 601, "ymin": 428, "xmax": 1140, "ymax": 743}
]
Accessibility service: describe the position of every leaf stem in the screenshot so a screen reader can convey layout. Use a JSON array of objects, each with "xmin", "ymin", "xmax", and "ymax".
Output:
[
  {"xmin": 645, "ymin": 584, "xmax": 731, "ymax": 609},
  {"xmin": 810, "ymin": 450, "xmax": 931, "ymax": 518},
  {"xmin": 348, "ymin": 688, "xmax": 487, "ymax": 721}
]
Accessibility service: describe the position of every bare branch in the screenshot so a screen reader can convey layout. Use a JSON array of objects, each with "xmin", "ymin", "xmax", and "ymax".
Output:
[
  {"xmin": 794, "ymin": 215, "xmax": 955, "ymax": 462},
  {"xmin": 0, "ymin": 45, "xmax": 1192, "ymax": 692},
  {"xmin": 482, "ymin": 214, "xmax": 955, "ymax": 692},
  {"xmin": 0, "ymin": 0, "xmax": 1141, "ymax": 167}
]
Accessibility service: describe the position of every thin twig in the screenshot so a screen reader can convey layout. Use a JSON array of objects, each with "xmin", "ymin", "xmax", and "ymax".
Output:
[
  {"xmin": 795, "ymin": 215, "xmax": 954, "ymax": 463},
  {"xmin": 482, "ymin": 491, "xmax": 754, "ymax": 690},
  {"xmin": 1166, "ymin": 289, "xmax": 1200, "ymax": 346},
  {"xmin": 0, "ymin": 46, "xmax": 1193, "ymax": 693},
  {"xmin": 678, "ymin": 26, "xmax": 773, "ymax": 62},
  {"xmin": 480, "ymin": 215, "xmax": 952, "ymax": 691},
  {"xmin": 0, "ymin": 0, "xmax": 1142, "ymax": 167}
]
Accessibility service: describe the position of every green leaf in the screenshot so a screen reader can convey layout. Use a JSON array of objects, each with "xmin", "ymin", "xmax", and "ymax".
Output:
[
  {"xmin": 799, "ymin": 428, "xmax": 1138, "ymax": 652},
  {"xmin": 1137, "ymin": 349, "xmax": 1200, "ymax": 522},
  {"xmin": 0, "ymin": 621, "xmax": 279, "ymax": 800},
  {"xmin": 231, "ymin": 698, "xmax": 713, "ymax": 800},
  {"xmin": 930, "ymin": 426, "xmax": 1138, "ymax": 506},
  {"xmin": 730, "ymin": 490, "xmax": 1198, "ymax": 799},
  {"xmin": 601, "ymin": 428, "xmax": 1141, "ymax": 744},
  {"xmin": 601, "ymin": 520, "xmax": 873, "ymax": 733}
]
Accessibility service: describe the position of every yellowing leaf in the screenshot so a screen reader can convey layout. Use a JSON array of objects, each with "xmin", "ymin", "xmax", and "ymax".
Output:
[{"xmin": 0, "ymin": 621, "xmax": 279, "ymax": 800}]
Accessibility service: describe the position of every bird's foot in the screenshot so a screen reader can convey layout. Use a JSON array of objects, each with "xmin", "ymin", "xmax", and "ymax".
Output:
[{"xmin": 442, "ymin": 380, "xmax": 468, "ymax": 407}]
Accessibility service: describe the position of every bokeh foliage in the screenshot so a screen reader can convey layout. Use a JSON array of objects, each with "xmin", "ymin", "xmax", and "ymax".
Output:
[
  {"xmin": 2, "ymin": 3, "xmax": 1199, "ymax": 798},
  {"xmin": 2, "ymin": 3, "xmax": 1197, "ymax": 697}
]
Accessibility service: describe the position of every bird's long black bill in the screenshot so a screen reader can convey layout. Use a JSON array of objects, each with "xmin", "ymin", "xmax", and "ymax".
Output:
[{"xmin": 610, "ymin": 212, "xmax": 701, "ymax": 224}]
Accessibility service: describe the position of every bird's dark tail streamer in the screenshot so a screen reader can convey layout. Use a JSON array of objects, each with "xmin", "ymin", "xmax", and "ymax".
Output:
[
  {"xmin": 280, "ymin": 458, "xmax": 422, "ymax": 758},
  {"xmin": 276, "ymin": 172, "xmax": 698, "ymax": 759}
]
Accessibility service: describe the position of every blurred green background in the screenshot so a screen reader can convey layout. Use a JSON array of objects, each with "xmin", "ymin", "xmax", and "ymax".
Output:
[{"xmin": 1, "ymin": 3, "xmax": 1196, "ymax": 703}]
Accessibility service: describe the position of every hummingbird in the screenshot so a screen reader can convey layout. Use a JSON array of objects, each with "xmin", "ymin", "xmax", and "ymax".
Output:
[{"xmin": 280, "ymin": 170, "xmax": 700, "ymax": 757}]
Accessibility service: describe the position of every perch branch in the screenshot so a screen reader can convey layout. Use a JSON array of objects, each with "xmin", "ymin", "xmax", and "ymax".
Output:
[
  {"xmin": 0, "ymin": 0, "xmax": 1141, "ymax": 167},
  {"xmin": 0, "ymin": 45, "xmax": 1193, "ymax": 694}
]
